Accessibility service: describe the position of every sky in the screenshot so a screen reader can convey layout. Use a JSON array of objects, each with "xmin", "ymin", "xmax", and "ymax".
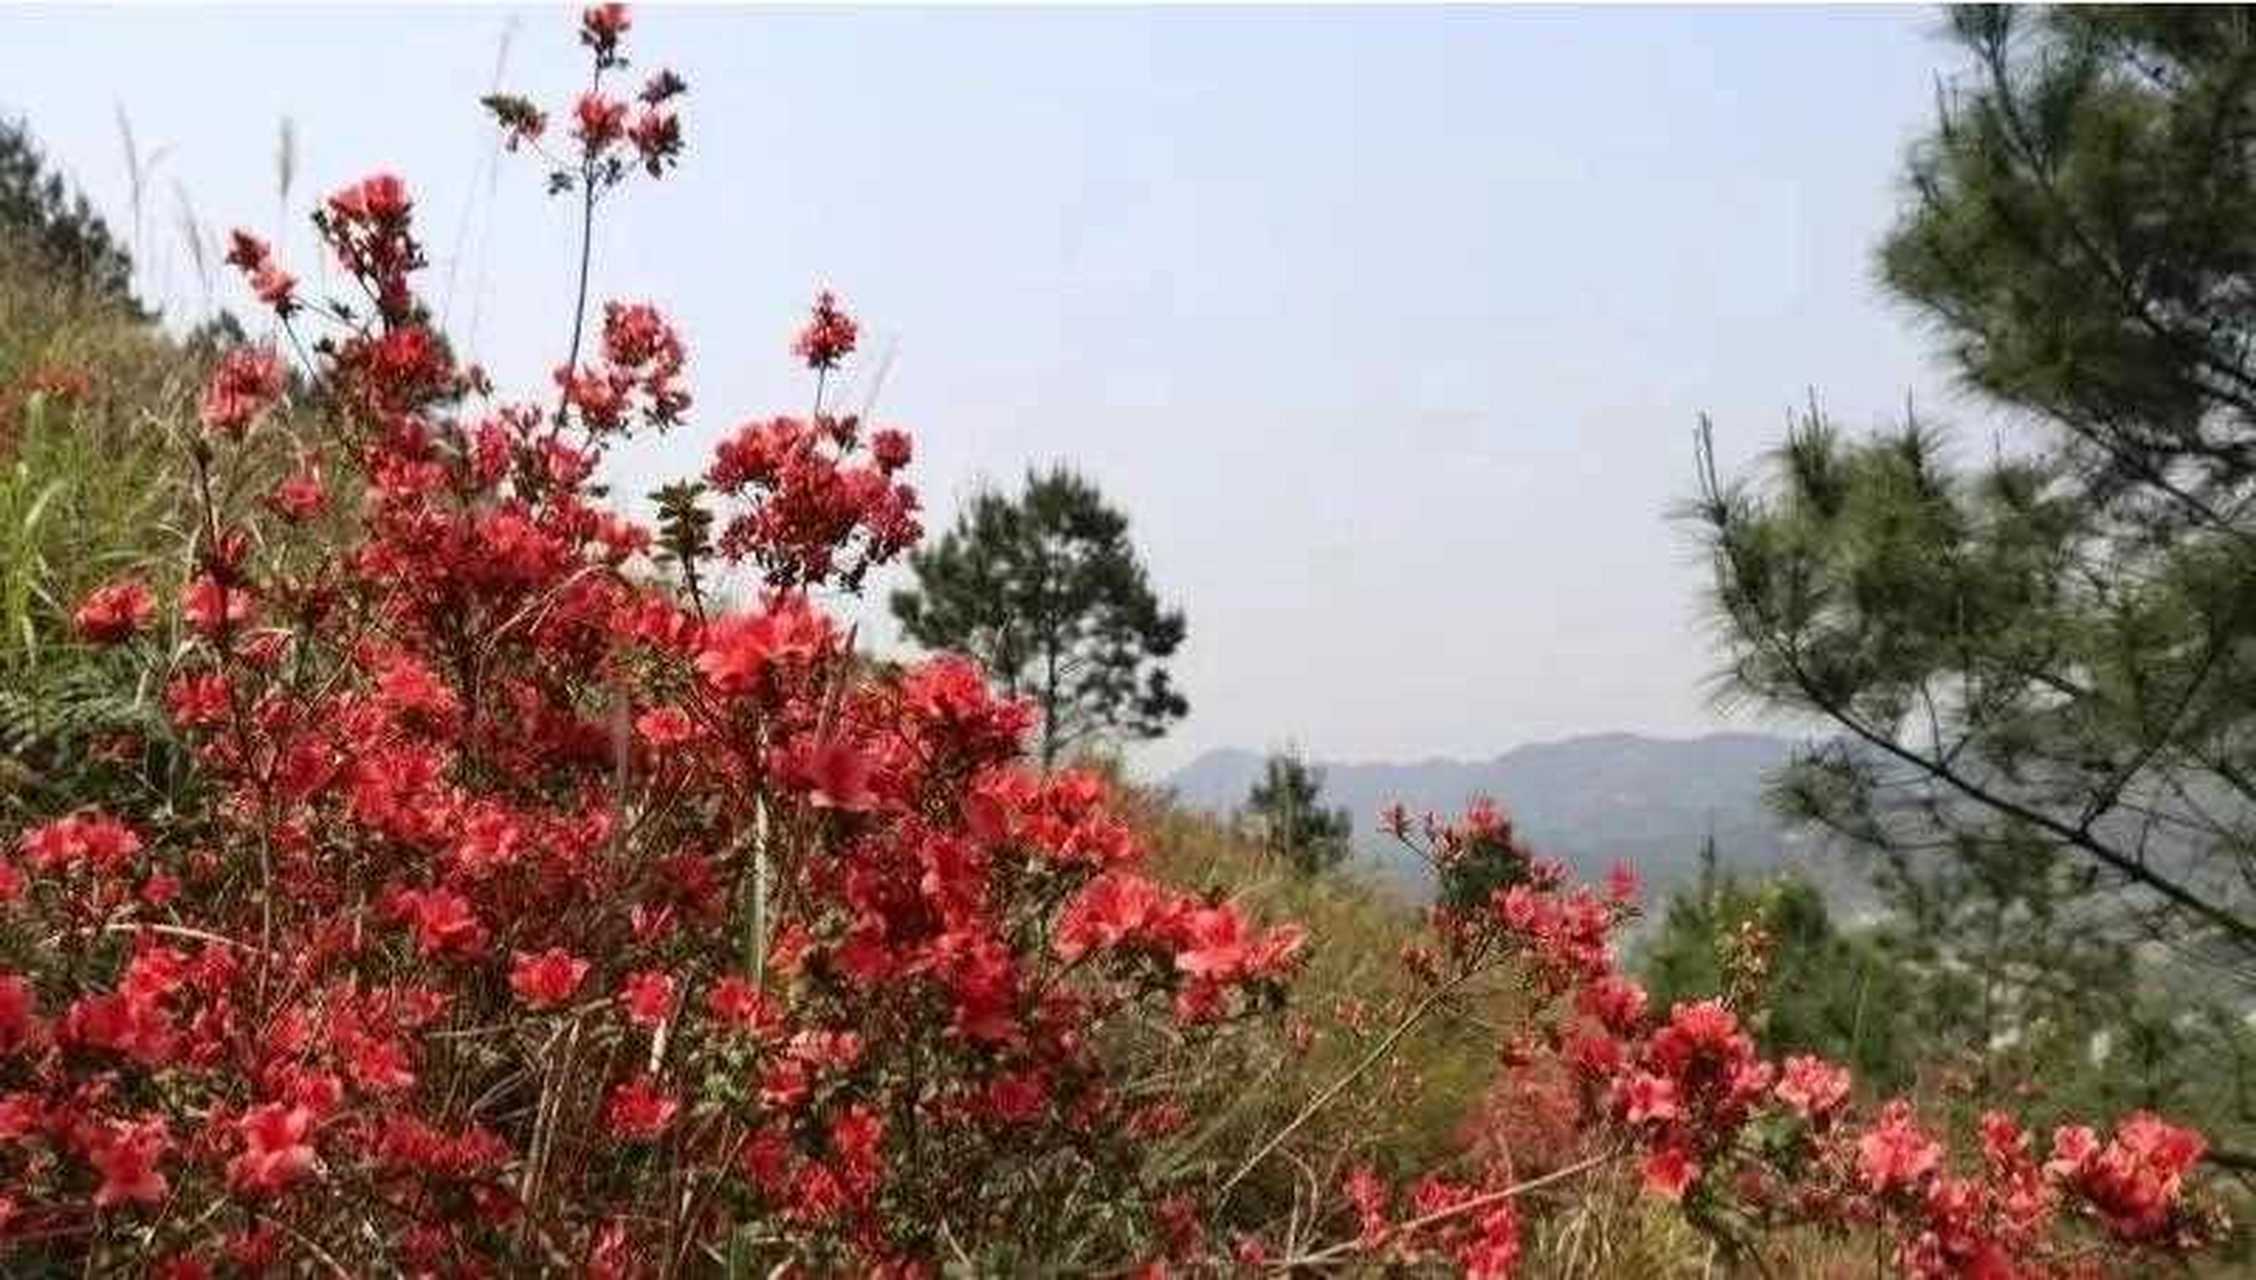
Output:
[{"xmin": 4, "ymin": 5, "xmax": 1981, "ymax": 777}]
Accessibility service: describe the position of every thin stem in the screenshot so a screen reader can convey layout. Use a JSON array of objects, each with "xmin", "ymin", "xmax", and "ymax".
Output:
[
  {"xmin": 1275, "ymin": 1149, "xmax": 1620, "ymax": 1269},
  {"xmin": 1218, "ymin": 969, "xmax": 1474, "ymax": 1200}
]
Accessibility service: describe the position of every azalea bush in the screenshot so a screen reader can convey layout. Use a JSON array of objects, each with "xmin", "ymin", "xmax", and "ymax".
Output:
[{"xmin": 0, "ymin": 8, "xmax": 2230, "ymax": 1276}]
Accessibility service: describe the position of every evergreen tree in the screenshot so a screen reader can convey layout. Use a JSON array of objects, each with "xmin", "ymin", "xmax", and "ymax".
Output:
[
  {"xmin": 0, "ymin": 119, "xmax": 136, "ymax": 309},
  {"xmin": 890, "ymin": 466, "xmax": 1187, "ymax": 768},
  {"xmin": 1639, "ymin": 846, "xmax": 1924, "ymax": 1094},
  {"xmin": 1690, "ymin": 6, "xmax": 2256, "ymax": 1001},
  {"xmin": 1244, "ymin": 750, "xmax": 1353, "ymax": 877}
]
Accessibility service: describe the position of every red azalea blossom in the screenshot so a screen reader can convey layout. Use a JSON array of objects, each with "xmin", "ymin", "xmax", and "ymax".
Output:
[
  {"xmin": 619, "ymin": 970, "xmax": 677, "ymax": 1027},
  {"xmin": 198, "ymin": 346, "xmax": 286, "ymax": 436},
  {"xmin": 87, "ymin": 1117, "xmax": 171, "ymax": 1208},
  {"xmin": 604, "ymin": 1075, "xmax": 678, "ymax": 1141},
  {"xmin": 793, "ymin": 290, "xmax": 858, "ymax": 370},
  {"xmin": 1775, "ymin": 1053, "xmax": 1852, "ymax": 1119},
  {"xmin": 227, "ymin": 1103, "xmax": 319, "ymax": 1195},
  {"xmin": 73, "ymin": 579, "xmax": 155, "ymax": 643},
  {"xmin": 1642, "ymin": 1145, "xmax": 1700, "ymax": 1201},
  {"xmin": 1860, "ymin": 1099, "xmax": 1946, "ymax": 1195},
  {"xmin": 510, "ymin": 948, "xmax": 591, "ymax": 1008}
]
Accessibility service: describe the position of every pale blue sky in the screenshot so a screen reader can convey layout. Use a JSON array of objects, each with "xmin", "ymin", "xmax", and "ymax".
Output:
[{"xmin": 5, "ymin": 6, "xmax": 1976, "ymax": 775}]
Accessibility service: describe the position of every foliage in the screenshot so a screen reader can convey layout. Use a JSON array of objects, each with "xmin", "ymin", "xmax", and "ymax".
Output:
[
  {"xmin": 0, "ymin": 119, "xmax": 137, "ymax": 310},
  {"xmin": 0, "ymin": 237, "xmax": 222, "ymax": 825},
  {"xmin": 1242, "ymin": 749, "xmax": 1354, "ymax": 877},
  {"xmin": 890, "ymin": 464, "xmax": 1187, "ymax": 768},
  {"xmin": 1639, "ymin": 846, "xmax": 1924, "ymax": 1095},
  {"xmin": 1688, "ymin": 8, "xmax": 2256, "ymax": 1166}
]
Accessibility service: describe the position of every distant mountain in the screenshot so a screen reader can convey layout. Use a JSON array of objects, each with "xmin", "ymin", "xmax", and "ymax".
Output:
[{"xmin": 1163, "ymin": 732, "xmax": 1851, "ymax": 900}]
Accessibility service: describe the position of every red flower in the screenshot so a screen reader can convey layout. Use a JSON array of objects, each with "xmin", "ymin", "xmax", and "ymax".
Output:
[
  {"xmin": 510, "ymin": 949, "xmax": 591, "ymax": 1009},
  {"xmin": 165, "ymin": 672, "xmax": 232, "ymax": 728},
  {"xmin": 619, "ymin": 970, "xmax": 677, "ymax": 1028},
  {"xmin": 224, "ymin": 230, "xmax": 296, "ymax": 312},
  {"xmin": 1618, "ymin": 1071, "xmax": 1680, "ymax": 1125},
  {"xmin": 784, "ymin": 736, "xmax": 877, "ymax": 811},
  {"xmin": 198, "ymin": 346, "xmax": 286, "ymax": 436},
  {"xmin": 604, "ymin": 1075, "xmax": 677, "ymax": 1141},
  {"xmin": 1174, "ymin": 905, "xmax": 1251, "ymax": 982},
  {"xmin": 73, "ymin": 579, "xmax": 154, "ymax": 643},
  {"xmin": 575, "ymin": 94, "xmax": 629, "ymax": 152},
  {"xmin": 1055, "ymin": 872, "xmax": 1165, "ymax": 960},
  {"xmin": 393, "ymin": 888, "xmax": 488, "ymax": 957},
  {"xmin": 227, "ymin": 1103, "xmax": 318, "ymax": 1195},
  {"xmin": 793, "ymin": 291, "xmax": 858, "ymax": 371},
  {"xmin": 694, "ymin": 597, "xmax": 835, "ymax": 694},
  {"xmin": 635, "ymin": 705, "xmax": 696, "ymax": 748},
  {"xmin": 581, "ymin": 3, "xmax": 631, "ymax": 56},
  {"xmin": 327, "ymin": 173, "xmax": 410, "ymax": 224},
  {"xmin": 1641, "ymin": 1145, "xmax": 1699, "ymax": 1201},
  {"xmin": 19, "ymin": 812, "xmax": 144, "ymax": 874},
  {"xmin": 268, "ymin": 467, "xmax": 327, "ymax": 521},
  {"xmin": 706, "ymin": 975, "xmax": 781, "ymax": 1037},
  {"xmin": 180, "ymin": 575, "xmax": 253, "ymax": 636},
  {"xmin": 86, "ymin": 1117, "xmax": 170, "ymax": 1208},
  {"xmin": 1774, "ymin": 1054, "xmax": 1851, "ymax": 1119},
  {"xmin": 1859, "ymin": 1099, "xmax": 1943, "ymax": 1194}
]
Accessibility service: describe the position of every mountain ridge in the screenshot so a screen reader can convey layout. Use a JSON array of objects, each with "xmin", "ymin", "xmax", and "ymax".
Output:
[{"xmin": 1161, "ymin": 730, "xmax": 1843, "ymax": 900}]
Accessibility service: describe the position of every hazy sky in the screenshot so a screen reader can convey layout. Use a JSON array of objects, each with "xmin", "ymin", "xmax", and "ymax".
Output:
[{"xmin": 5, "ymin": 5, "xmax": 1978, "ymax": 776}]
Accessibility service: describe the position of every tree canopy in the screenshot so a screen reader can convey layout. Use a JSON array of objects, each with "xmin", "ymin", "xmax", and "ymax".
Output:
[
  {"xmin": 890, "ymin": 466, "xmax": 1187, "ymax": 768},
  {"xmin": 0, "ymin": 119, "xmax": 136, "ymax": 308},
  {"xmin": 1691, "ymin": 7, "xmax": 2256, "ymax": 997},
  {"xmin": 1243, "ymin": 750, "xmax": 1353, "ymax": 877}
]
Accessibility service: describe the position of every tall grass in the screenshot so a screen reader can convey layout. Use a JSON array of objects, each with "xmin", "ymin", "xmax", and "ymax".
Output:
[{"xmin": 0, "ymin": 240, "xmax": 200, "ymax": 818}]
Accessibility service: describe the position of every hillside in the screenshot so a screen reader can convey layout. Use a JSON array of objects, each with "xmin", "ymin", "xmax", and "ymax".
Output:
[{"xmin": 1163, "ymin": 731, "xmax": 1849, "ymax": 899}]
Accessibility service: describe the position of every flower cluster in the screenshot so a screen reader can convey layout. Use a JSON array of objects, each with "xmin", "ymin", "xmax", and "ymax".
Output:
[
  {"xmin": 1311, "ymin": 806, "xmax": 2225, "ymax": 1278},
  {"xmin": 7, "ymin": 11, "xmax": 1301, "ymax": 1274},
  {"xmin": 706, "ymin": 395, "xmax": 922, "ymax": 590},
  {"xmin": 555, "ymin": 300, "xmax": 690, "ymax": 432}
]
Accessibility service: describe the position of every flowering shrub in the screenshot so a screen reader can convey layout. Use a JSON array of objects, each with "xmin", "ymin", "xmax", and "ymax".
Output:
[
  {"xmin": 4, "ymin": 8, "xmax": 2228, "ymax": 1276},
  {"xmin": 4, "ymin": 10, "xmax": 1301, "ymax": 1273},
  {"xmin": 1254, "ymin": 804, "xmax": 2227, "ymax": 1276}
]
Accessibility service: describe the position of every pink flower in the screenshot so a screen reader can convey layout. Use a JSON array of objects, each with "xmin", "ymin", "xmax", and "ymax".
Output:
[
  {"xmin": 1619, "ymin": 1071, "xmax": 1680, "ymax": 1125},
  {"xmin": 1858, "ymin": 1099, "xmax": 1943, "ymax": 1194},
  {"xmin": 86, "ymin": 1117, "xmax": 169, "ymax": 1208},
  {"xmin": 635, "ymin": 705, "xmax": 696, "ymax": 748},
  {"xmin": 1774, "ymin": 1054, "xmax": 1851, "ymax": 1119}
]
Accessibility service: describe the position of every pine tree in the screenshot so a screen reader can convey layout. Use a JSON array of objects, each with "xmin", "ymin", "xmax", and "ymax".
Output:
[
  {"xmin": 890, "ymin": 466, "xmax": 1187, "ymax": 768},
  {"xmin": 1243, "ymin": 750, "xmax": 1353, "ymax": 877},
  {"xmin": 1690, "ymin": 7, "xmax": 2256, "ymax": 1020},
  {"xmin": 0, "ymin": 119, "xmax": 136, "ymax": 309}
]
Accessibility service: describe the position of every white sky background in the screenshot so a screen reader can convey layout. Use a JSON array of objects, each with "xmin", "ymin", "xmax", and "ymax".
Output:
[{"xmin": 3, "ymin": 5, "xmax": 1980, "ymax": 777}]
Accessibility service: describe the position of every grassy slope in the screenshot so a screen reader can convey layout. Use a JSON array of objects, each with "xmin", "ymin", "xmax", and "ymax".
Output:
[{"xmin": 0, "ymin": 241, "xmax": 202, "ymax": 818}]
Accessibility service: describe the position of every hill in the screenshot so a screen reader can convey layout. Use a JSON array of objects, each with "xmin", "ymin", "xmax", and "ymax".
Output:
[{"xmin": 1162, "ymin": 731, "xmax": 1848, "ymax": 899}]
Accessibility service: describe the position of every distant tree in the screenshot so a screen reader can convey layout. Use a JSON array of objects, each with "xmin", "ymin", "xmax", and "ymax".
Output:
[
  {"xmin": 1641, "ymin": 842, "xmax": 1925, "ymax": 1093},
  {"xmin": 890, "ymin": 466, "xmax": 1187, "ymax": 768},
  {"xmin": 1244, "ymin": 750, "xmax": 1353, "ymax": 877},
  {"xmin": 1690, "ymin": 7, "xmax": 2256, "ymax": 1000},
  {"xmin": 0, "ymin": 119, "xmax": 135, "ymax": 308}
]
